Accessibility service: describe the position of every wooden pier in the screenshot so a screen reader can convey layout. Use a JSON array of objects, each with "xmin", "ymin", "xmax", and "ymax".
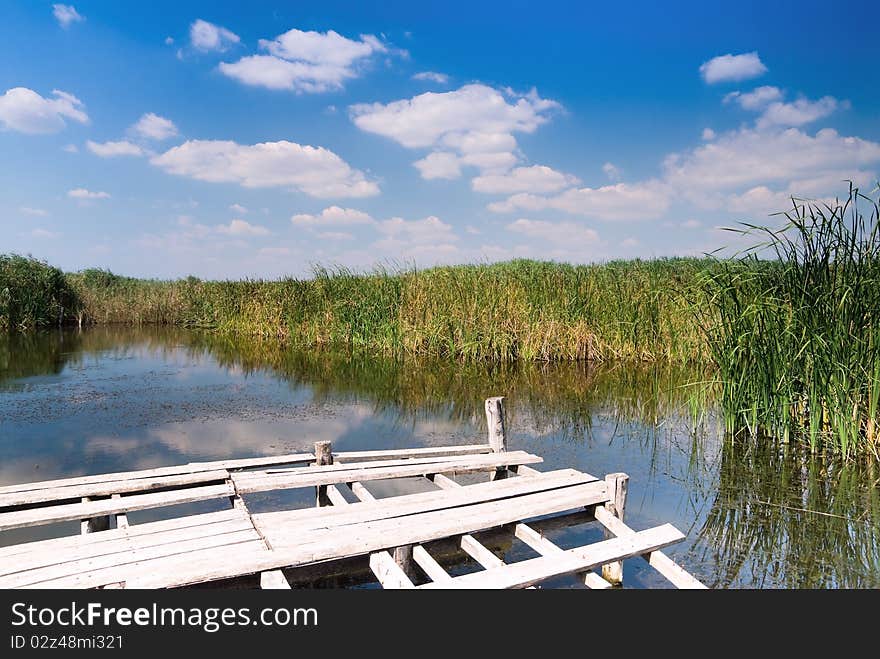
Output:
[{"xmin": 0, "ymin": 397, "xmax": 705, "ymax": 589}]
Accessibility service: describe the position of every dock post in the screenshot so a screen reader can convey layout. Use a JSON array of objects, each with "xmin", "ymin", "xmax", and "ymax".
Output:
[
  {"xmin": 80, "ymin": 497, "xmax": 110, "ymax": 534},
  {"xmin": 485, "ymin": 396, "xmax": 507, "ymax": 480},
  {"xmin": 601, "ymin": 473, "xmax": 629, "ymax": 585},
  {"xmin": 314, "ymin": 441, "xmax": 333, "ymax": 507},
  {"xmin": 393, "ymin": 545, "xmax": 418, "ymax": 582}
]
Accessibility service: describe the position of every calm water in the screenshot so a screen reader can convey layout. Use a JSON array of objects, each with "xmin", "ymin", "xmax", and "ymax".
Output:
[{"xmin": 1, "ymin": 327, "xmax": 878, "ymax": 588}]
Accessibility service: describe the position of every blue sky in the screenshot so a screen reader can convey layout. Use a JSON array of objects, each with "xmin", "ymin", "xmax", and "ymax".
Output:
[{"xmin": 1, "ymin": 1, "xmax": 878, "ymax": 279}]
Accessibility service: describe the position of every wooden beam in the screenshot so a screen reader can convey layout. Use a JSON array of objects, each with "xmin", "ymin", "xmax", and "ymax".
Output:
[
  {"xmin": 593, "ymin": 507, "xmax": 706, "ymax": 589},
  {"xmin": 112, "ymin": 494, "xmax": 128, "ymax": 530},
  {"xmin": 420, "ymin": 524, "xmax": 685, "ymax": 589},
  {"xmin": 369, "ymin": 553, "xmax": 415, "ymax": 589},
  {"xmin": 80, "ymin": 497, "xmax": 110, "ymax": 535},
  {"xmin": 334, "ymin": 445, "xmax": 491, "ymax": 462},
  {"xmin": 601, "ymin": 473, "xmax": 628, "ymax": 585},
  {"xmin": 314, "ymin": 441, "xmax": 333, "ymax": 507},
  {"xmin": 411, "ymin": 545, "xmax": 450, "ymax": 582},
  {"xmin": 485, "ymin": 396, "xmax": 507, "ymax": 453},
  {"xmin": 260, "ymin": 570, "xmax": 291, "ymax": 589}
]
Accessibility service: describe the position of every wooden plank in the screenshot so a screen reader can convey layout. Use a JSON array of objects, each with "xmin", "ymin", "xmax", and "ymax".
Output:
[
  {"xmin": 460, "ymin": 534, "xmax": 504, "ymax": 569},
  {"xmin": 485, "ymin": 397, "xmax": 507, "ymax": 453},
  {"xmin": 2, "ymin": 528, "xmax": 262, "ymax": 589},
  {"xmin": 260, "ymin": 571, "xmax": 291, "ymax": 589},
  {"xmin": 0, "ymin": 483, "xmax": 235, "ymax": 531},
  {"xmin": 233, "ymin": 452, "xmax": 543, "ymax": 494},
  {"xmin": 369, "ymin": 553, "xmax": 415, "ymax": 589},
  {"xmin": 334, "ymin": 445, "xmax": 491, "ymax": 462},
  {"xmin": 314, "ymin": 441, "xmax": 333, "ymax": 507},
  {"xmin": 514, "ymin": 465, "xmax": 543, "ymax": 477},
  {"xmin": 324, "ymin": 485, "xmax": 349, "ymax": 507},
  {"xmin": 0, "ymin": 517, "xmax": 257, "ymax": 581},
  {"xmin": 430, "ymin": 473, "xmax": 458, "ymax": 490},
  {"xmin": 421, "ymin": 524, "xmax": 685, "ymax": 589},
  {"xmin": 593, "ymin": 507, "xmax": 706, "ymax": 589},
  {"xmin": 127, "ymin": 481, "xmax": 607, "ymax": 588},
  {"xmin": 411, "ymin": 545, "xmax": 450, "ymax": 582},
  {"xmin": 349, "ymin": 482, "xmax": 375, "ymax": 501},
  {"xmin": 254, "ymin": 470, "xmax": 599, "ymax": 536},
  {"xmin": 0, "ymin": 508, "xmax": 245, "ymax": 560},
  {"xmin": 514, "ymin": 522, "xmax": 611, "ymax": 589},
  {"xmin": 80, "ymin": 497, "xmax": 110, "ymax": 534},
  {"xmin": 112, "ymin": 494, "xmax": 129, "ymax": 530},
  {"xmin": 0, "ymin": 470, "xmax": 230, "ymax": 509}
]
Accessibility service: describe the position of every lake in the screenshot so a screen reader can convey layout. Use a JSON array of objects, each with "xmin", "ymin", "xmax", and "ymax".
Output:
[{"xmin": 1, "ymin": 326, "xmax": 877, "ymax": 588}]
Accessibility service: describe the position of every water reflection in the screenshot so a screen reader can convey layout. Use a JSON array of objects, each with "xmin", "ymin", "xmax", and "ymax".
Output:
[{"xmin": 1, "ymin": 326, "xmax": 878, "ymax": 588}]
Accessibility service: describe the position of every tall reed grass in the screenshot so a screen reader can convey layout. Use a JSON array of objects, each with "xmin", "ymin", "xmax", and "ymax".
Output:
[
  {"xmin": 696, "ymin": 185, "xmax": 880, "ymax": 456},
  {"xmin": 0, "ymin": 255, "xmax": 79, "ymax": 331}
]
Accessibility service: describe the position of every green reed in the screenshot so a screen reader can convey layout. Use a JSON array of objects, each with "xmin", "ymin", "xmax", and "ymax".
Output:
[
  {"xmin": 695, "ymin": 185, "xmax": 880, "ymax": 456},
  {"xmin": 0, "ymin": 255, "xmax": 80, "ymax": 331}
]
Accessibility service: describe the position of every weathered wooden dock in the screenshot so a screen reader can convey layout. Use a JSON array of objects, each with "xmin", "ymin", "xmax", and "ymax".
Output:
[{"xmin": 0, "ymin": 397, "xmax": 705, "ymax": 589}]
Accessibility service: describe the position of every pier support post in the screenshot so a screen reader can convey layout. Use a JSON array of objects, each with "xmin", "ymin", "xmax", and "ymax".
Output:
[
  {"xmin": 314, "ymin": 441, "xmax": 333, "ymax": 507},
  {"xmin": 80, "ymin": 497, "xmax": 110, "ymax": 534},
  {"xmin": 393, "ymin": 545, "xmax": 418, "ymax": 582},
  {"xmin": 485, "ymin": 396, "xmax": 507, "ymax": 480},
  {"xmin": 601, "ymin": 472, "xmax": 629, "ymax": 585}
]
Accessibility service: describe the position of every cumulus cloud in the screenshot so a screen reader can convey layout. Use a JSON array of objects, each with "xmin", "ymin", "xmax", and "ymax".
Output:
[
  {"xmin": 488, "ymin": 180, "xmax": 672, "ymax": 221},
  {"xmin": 86, "ymin": 139, "xmax": 144, "ymax": 157},
  {"xmin": 701, "ymin": 128, "xmax": 716, "ymax": 141},
  {"xmin": 374, "ymin": 215, "xmax": 458, "ymax": 247},
  {"xmin": 219, "ymin": 28, "xmax": 390, "ymax": 93},
  {"xmin": 130, "ymin": 113, "xmax": 178, "ymax": 140},
  {"xmin": 291, "ymin": 206, "xmax": 374, "ymax": 226},
  {"xmin": 756, "ymin": 96, "xmax": 839, "ymax": 129},
  {"xmin": 412, "ymin": 71, "xmax": 449, "ymax": 84},
  {"xmin": 602, "ymin": 162, "xmax": 622, "ymax": 182},
  {"xmin": 350, "ymin": 84, "xmax": 559, "ymax": 178},
  {"xmin": 699, "ymin": 52, "xmax": 767, "ymax": 84},
  {"xmin": 413, "ymin": 152, "xmax": 462, "ymax": 180},
  {"xmin": 724, "ymin": 85, "xmax": 783, "ymax": 110},
  {"xmin": 472, "ymin": 165, "xmax": 579, "ymax": 194},
  {"xmin": 507, "ymin": 219, "xmax": 599, "ymax": 246},
  {"xmin": 150, "ymin": 139, "xmax": 379, "ymax": 198},
  {"xmin": 0, "ymin": 87, "xmax": 88, "ymax": 134},
  {"xmin": 190, "ymin": 19, "xmax": 240, "ymax": 52},
  {"xmin": 53, "ymin": 4, "xmax": 83, "ymax": 29},
  {"xmin": 663, "ymin": 127, "xmax": 880, "ymax": 197},
  {"xmin": 68, "ymin": 188, "xmax": 110, "ymax": 200},
  {"xmin": 215, "ymin": 219, "xmax": 270, "ymax": 236},
  {"xmin": 229, "ymin": 203, "xmax": 248, "ymax": 214}
]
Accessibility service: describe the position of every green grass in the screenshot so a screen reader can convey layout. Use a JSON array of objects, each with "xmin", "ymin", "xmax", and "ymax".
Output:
[
  {"xmin": 0, "ymin": 255, "xmax": 80, "ymax": 331},
  {"xmin": 695, "ymin": 184, "xmax": 880, "ymax": 456}
]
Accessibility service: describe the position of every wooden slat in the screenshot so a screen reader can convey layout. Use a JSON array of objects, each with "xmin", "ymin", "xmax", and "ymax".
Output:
[
  {"xmin": 254, "ymin": 470, "xmax": 599, "ymax": 536},
  {"xmin": 260, "ymin": 571, "xmax": 291, "ymax": 589},
  {"xmin": 324, "ymin": 485, "xmax": 349, "ymax": 507},
  {"xmin": 112, "ymin": 494, "xmax": 129, "ymax": 530},
  {"xmin": 411, "ymin": 545, "xmax": 450, "ymax": 582},
  {"xmin": 369, "ymin": 553, "xmax": 415, "ymax": 589},
  {"xmin": 349, "ymin": 482, "xmax": 375, "ymax": 501},
  {"xmin": 460, "ymin": 534, "xmax": 504, "ymax": 569},
  {"xmin": 0, "ymin": 470, "xmax": 230, "ymax": 509},
  {"xmin": 0, "ymin": 483, "xmax": 235, "ymax": 531},
  {"xmin": 233, "ymin": 452, "xmax": 543, "ymax": 494},
  {"xmin": 593, "ymin": 507, "xmax": 706, "ymax": 589},
  {"xmin": 334, "ymin": 445, "xmax": 491, "ymax": 462},
  {"xmin": 421, "ymin": 524, "xmax": 685, "ymax": 589}
]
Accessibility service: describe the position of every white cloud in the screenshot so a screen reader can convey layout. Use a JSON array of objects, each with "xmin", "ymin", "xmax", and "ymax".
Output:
[
  {"xmin": 724, "ymin": 85, "xmax": 783, "ymax": 110},
  {"xmin": 663, "ymin": 127, "xmax": 880, "ymax": 198},
  {"xmin": 413, "ymin": 152, "xmax": 461, "ymax": 180},
  {"xmin": 507, "ymin": 219, "xmax": 599, "ymax": 246},
  {"xmin": 350, "ymin": 84, "xmax": 559, "ymax": 177},
  {"xmin": 0, "ymin": 87, "xmax": 88, "ymax": 134},
  {"xmin": 190, "ymin": 19, "xmax": 240, "ymax": 52},
  {"xmin": 701, "ymin": 128, "xmax": 716, "ymax": 141},
  {"xmin": 602, "ymin": 162, "xmax": 622, "ymax": 182},
  {"xmin": 374, "ymin": 215, "xmax": 458, "ymax": 248},
  {"xmin": 488, "ymin": 180, "xmax": 672, "ymax": 221},
  {"xmin": 291, "ymin": 206, "xmax": 374, "ymax": 226},
  {"xmin": 68, "ymin": 188, "xmax": 110, "ymax": 200},
  {"xmin": 756, "ymin": 96, "xmax": 839, "ymax": 129},
  {"xmin": 62, "ymin": 143, "xmax": 78, "ymax": 153},
  {"xmin": 219, "ymin": 28, "xmax": 390, "ymax": 93},
  {"xmin": 86, "ymin": 139, "xmax": 144, "ymax": 157},
  {"xmin": 130, "ymin": 113, "xmax": 178, "ymax": 140},
  {"xmin": 229, "ymin": 203, "xmax": 248, "ymax": 214},
  {"xmin": 315, "ymin": 231, "xmax": 354, "ymax": 240},
  {"xmin": 53, "ymin": 4, "xmax": 83, "ymax": 29},
  {"xmin": 19, "ymin": 207, "xmax": 48, "ymax": 216},
  {"xmin": 725, "ymin": 186, "xmax": 797, "ymax": 215},
  {"xmin": 472, "ymin": 165, "xmax": 579, "ymax": 194},
  {"xmin": 699, "ymin": 52, "xmax": 767, "ymax": 84},
  {"xmin": 412, "ymin": 71, "xmax": 449, "ymax": 84},
  {"xmin": 150, "ymin": 139, "xmax": 379, "ymax": 198},
  {"xmin": 215, "ymin": 219, "xmax": 270, "ymax": 236},
  {"xmin": 165, "ymin": 36, "xmax": 174, "ymax": 46}
]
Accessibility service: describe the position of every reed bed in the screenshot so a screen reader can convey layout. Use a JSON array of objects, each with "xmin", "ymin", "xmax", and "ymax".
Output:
[{"xmin": 696, "ymin": 185, "xmax": 880, "ymax": 456}]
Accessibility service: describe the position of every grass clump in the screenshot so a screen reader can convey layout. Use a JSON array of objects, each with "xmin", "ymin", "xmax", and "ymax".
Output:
[{"xmin": 0, "ymin": 254, "xmax": 79, "ymax": 331}]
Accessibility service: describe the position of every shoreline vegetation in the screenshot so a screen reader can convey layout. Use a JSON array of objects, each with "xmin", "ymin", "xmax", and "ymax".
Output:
[{"xmin": 2, "ymin": 186, "xmax": 879, "ymax": 455}]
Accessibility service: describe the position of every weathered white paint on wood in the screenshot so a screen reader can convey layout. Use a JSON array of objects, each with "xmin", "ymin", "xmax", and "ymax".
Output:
[
  {"xmin": 334, "ymin": 445, "xmax": 490, "ymax": 462},
  {"xmin": 0, "ymin": 483, "xmax": 235, "ymax": 531},
  {"xmin": 460, "ymin": 534, "xmax": 504, "ymax": 569},
  {"xmin": 601, "ymin": 473, "xmax": 629, "ymax": 585},
  {"xmin": 369, "ymin": 552, "xmax": 415, "ymax": 589},
  {"xmin": 593, "ymin": 506, "xmax": 706, "ymax": 589},
  {"xmin": 421, "ymin": 524, "xmax": 685, "ymax": 589},
  {"xmin": 485, "ymin": 397, "xmax": 507, "ymax": 453},
  {"xmin": 411, "ymin": 545, "xmax": 450, "ymax": 582},
  {"xmin": 260, "ymin": 570, "xmax": 291, "ymax": 589},
  {"xmin": 348, "ymin": 482, "xmax": 375, "ymax": 501},
  {"xmin": 112, "ymin": 494, "xmax": 128, "ymax": 530}
]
